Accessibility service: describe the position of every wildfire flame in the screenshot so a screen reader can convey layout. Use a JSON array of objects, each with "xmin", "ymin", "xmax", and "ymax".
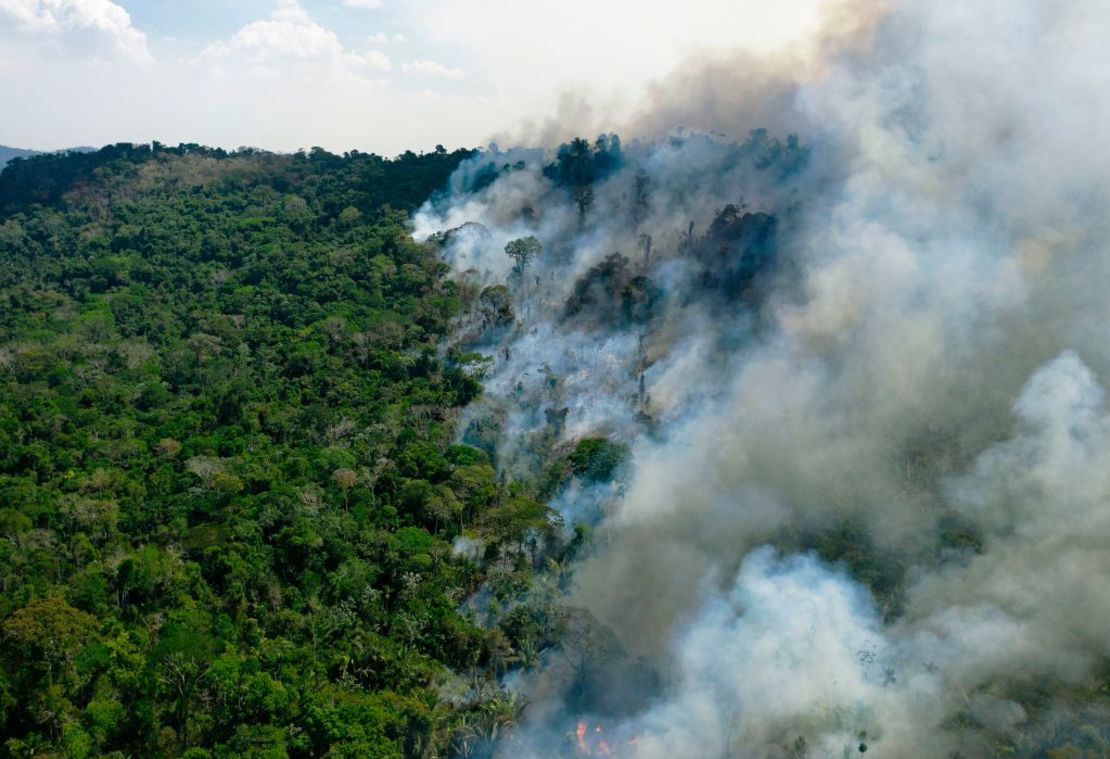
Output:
[{"xmin": 574, "ymin": 721, "xmax": 619, "ymax": 756}]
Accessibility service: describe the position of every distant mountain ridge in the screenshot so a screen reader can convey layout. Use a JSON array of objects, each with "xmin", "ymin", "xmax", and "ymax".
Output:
[
  {"xmin": 0, "ymin": 145, "xmax": 39, "ymax": 168},
  {"xmin": 0, "ymin": 144, "xmax": 96, "ymax": 170}
]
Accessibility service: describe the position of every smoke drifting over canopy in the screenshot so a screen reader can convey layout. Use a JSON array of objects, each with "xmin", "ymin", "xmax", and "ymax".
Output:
[{"xmin": 416, "ymin": 0, "xmax": 1110, "ymax": 755}]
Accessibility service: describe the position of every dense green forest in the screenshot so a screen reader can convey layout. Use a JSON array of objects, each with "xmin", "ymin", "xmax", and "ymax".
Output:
[{"xmin": 0, "ymin": 144, "xmax": 594, "ymax": 758}]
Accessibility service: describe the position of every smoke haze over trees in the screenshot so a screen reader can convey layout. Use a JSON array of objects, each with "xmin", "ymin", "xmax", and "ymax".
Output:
[{"xmin": 413, "ymin": 0, "xmax": 1110, "ymax": 756}]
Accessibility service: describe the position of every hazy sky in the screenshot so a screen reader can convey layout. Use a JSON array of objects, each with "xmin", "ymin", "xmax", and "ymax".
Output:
[{"xmin": 0, "ymin": 0, "xmax": 827, "ymax": 155}]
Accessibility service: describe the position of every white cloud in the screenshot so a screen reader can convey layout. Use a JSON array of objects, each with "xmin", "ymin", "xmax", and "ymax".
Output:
[
  {"xmin": 204, "ymin": 1, "xmax": 341, "ymax": 62},
  {"xmin": 271, "ymin": 0, "xmax": 309, "ymax": 22},
  {"xmin": 368, "ymin": 31, "xmax": 406, "ymax": 44},
  {"xmin": 200, "ymin": 0, "xmax": 390, "ymax": 75},
  {"xmin": 344, "ymin": 0, "xmax": 383, "ymax": 8},
  {"xmin": 0, "ymin": 0, "xmax": 150, "ymax": 61},
  {"xmin": 401, "ymin": 58, "xmax": 464, "ymax": 80},
  {"xmin": 359, "ymin": 49, "xmax": 391, "ymax": 71}
]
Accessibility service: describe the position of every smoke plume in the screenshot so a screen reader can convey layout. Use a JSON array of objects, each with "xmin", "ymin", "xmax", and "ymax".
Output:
[{"xmin": 415, "ymin": 0, "xmax": 1110, "ymax": 755}]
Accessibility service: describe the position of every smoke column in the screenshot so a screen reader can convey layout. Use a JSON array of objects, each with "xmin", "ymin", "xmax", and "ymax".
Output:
[{"xmin": 414, "ymin": 0, "xmax": 1110, "ymax": 755}]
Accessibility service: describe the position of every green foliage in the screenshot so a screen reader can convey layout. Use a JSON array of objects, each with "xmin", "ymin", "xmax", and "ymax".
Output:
[
  {"xmin": 567, "ymin": 438, "xmax": 628, "ymax": 483},
  {"xmin": 504, "ymin": 235, "xmax": 542, "ymax": 274},
  {"xmin": 0, "ymin": 144, "xmax": 554, "ymax": 757},
  {"xmin": 541, "ymin": 135, "xmax": 624, "ymax": 188}
]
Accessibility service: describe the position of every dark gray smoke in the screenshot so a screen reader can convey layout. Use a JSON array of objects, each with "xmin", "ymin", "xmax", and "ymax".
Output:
[{"xmin": 415, "ymin": 0, "xmax": 1110, "ymax": 755}]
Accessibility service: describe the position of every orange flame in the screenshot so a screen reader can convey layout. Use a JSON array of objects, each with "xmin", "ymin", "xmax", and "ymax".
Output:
[
  {"xmin": 577, "ymin": 721, "xmax": 589, "ymax": 754},
  {"xmin": 574, "ymin": 721, "xmax": 617, "ymax": 756}
]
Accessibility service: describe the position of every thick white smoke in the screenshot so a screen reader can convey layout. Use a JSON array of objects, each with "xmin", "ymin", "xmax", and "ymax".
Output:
[{"xmin": 415, "ymin": 0, "xmax": 1110, "ymax": 755}]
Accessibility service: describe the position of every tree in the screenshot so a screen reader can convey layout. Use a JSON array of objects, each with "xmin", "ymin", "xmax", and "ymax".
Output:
[
  {"xmin": 568, "ymin": 438, "xmax": 628, "ymax": 482},
  {"xmin": 573, "ymin": 185, "xmax": 595, "ymax": 219},
  {"xmin": 333, "ymin": 467, "xmax": 358, "ymax": 511},
  {"xmin": 504, "ymin": 236, "xmax": 542, "ymax": 274},
  {"xmin": 2, "ymin": 596, "xmax": 97, "ymax": 676}
]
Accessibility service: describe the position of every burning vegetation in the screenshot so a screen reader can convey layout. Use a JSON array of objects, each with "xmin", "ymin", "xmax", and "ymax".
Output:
[{"xmin": 417, "ymin": 0, "xmax": 1110, "ymax": 756}]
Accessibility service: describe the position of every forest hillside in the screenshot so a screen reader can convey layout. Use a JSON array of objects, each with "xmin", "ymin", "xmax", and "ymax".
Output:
[{"xmin": 0, "ymin": 143, "xmax": 564, "ymax": 758}]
